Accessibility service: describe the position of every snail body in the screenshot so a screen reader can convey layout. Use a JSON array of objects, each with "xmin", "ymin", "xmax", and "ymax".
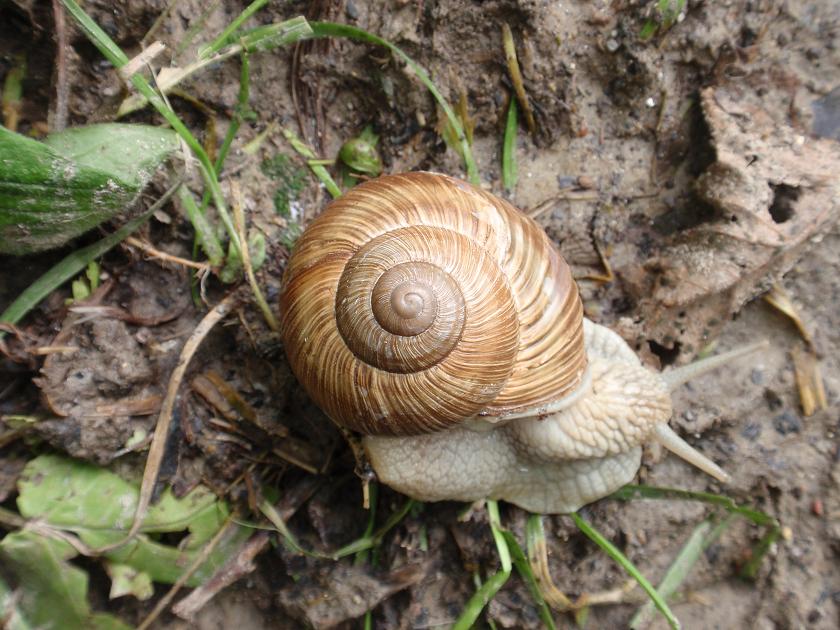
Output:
[{"xmin": 281, "ymin": 172, "xmax": 747, "ymax": 513}]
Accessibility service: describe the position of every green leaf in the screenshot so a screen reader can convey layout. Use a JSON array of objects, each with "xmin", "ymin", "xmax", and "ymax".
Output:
[
  {"xmin": 0, "ymin": 530, "xmax": 132, "ymax": 630},
  {"xmin": 85, "ymin": 260, "xmax": 101, "ymax": 290},
  {"xmin": 0, "ymin": 124, "xmax": 178, "ymax": 254},
  {"xmin": 42, "ymin": 124, "xmax": 179, "ymax": 189},
  {"xmin": 338, "ymin": 126, "xmax": 383, "ymax": 176},
  {"xmin": 105, "ymin": 562, "xmax": 154, "ymax": 601},
  {"xmin": 0, "ymin": 181, "xmax": 181, "ymax": 329},
  {"xmin": 15, "ymin": 454, "xmax": 249, "ymax": 587},
  {"xmin": 70, "ymin": 278, "xmax": 90, "ymax": 302}
]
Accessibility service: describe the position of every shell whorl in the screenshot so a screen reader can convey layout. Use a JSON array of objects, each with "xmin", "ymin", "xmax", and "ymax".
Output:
[{"xmin": 280, "ymin": 172, "xmax": 587, "ymax": 435}]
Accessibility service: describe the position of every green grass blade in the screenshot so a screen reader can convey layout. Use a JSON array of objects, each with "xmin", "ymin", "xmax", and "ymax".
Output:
[
  {"xmin": 199, "ymin": 0, "xmax": 271, "ymax": 57},
  {"xmin": 331, "ymin": 498, "xmax": 416, "ymax": 559},
  {"xmin": 501, "ymin": 526, "xmax": 557, "ymax": 630},
  {"xmin": 451, "ymin": 501, "xmax": 513, "ymax": 629},
  {"xmin": 629, "ymin": 516, "xmax": 733, "ymax": 629},
  {"xmin": 259, "ymin": 499, "xmax": 329, "ymax": 559},
  {"xmin": 611, "ymin": 484, "xmax": 781, "ymax": 580},
  {"xmin": 60, "ymin": 0, "xmax": 129, "ymax": 67},
  {"xmin": 610, "ymin": 485, "xmax": 778, "ymax": 528},
  {"xmin": 0, "ymin": 182, "xmax": 181, "ymax": 329},
  {"xmin": 502, "ymin": 97, "xmax": 518, "ymax": 191},
  {"xmin": 486, "ymin": 500, "xmax": 512, "ymax": 572},
  {"xmin": 177, "ymin": 186, "xmax": 224, "ymax": 266},
  {"xmin": 307, "ymin": 21, "xmax": 480, "ymax": 186},
  {"xmin": 572, "ymin": 512, "xmax": 680, "ymax": 630},
  {"xmin": 453, "ymin": 569, "xmax": 510, "ymax": 630},
  {"xmin": 739, "ymin": 526, "xmax": 781, "ymax": 580},
  {"xmin": 281, "ymin": 127, "xmax": 342, "ymax": 199}
]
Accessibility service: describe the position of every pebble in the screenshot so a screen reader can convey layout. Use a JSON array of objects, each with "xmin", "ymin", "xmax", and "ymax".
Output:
[
  {"xmin": 345, "ymin": 0, "xmax": 360, "ymax": 19},
  {"xmin": 741, "ymin": 421, "xmax": 762, "ymax": 441},
  {"xmin": 773, "ymin": 410, "xmax": 801, "ymax": 435}
]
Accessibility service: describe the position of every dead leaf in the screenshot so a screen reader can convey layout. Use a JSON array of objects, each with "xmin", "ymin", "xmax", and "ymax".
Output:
[{"xmin": 638, "ymin": 87, "xmax": 840, "ymax": 353}]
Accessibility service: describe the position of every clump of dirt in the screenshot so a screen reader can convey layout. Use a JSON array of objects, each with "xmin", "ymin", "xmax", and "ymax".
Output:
[{"xmin": 1, "ymin": 0, "xmax": 839, "ymax": 629}]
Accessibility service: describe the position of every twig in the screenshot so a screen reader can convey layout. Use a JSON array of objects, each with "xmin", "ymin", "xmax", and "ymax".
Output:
[
  {"xmin": 136, "ymin": 516, "xmax": 237, "ymax": 630},
  {"xmin": 94, "ymin": 292, "xmax": 240, "ymax": 553},
  {"xmin": 51, "ymin": 0, "xmax": 69, "ymax": 130},
  {"xmin": 125, "ymin": 236, "xmax": 211, "ymax": 271},
  {"xmin": 171, "ymin": 530, "xmax": 269, "ymax": 621},
  {"xmin": 527, "ymin": 192, "xmax": 601, "ymax": 219}
]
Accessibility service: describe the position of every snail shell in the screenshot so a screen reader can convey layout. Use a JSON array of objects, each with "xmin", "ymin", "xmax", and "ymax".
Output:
[
  {"xmin": 280, "ymin": 172, "xmax": 587, "ymax": 435},
  {"xmin": 281, "ymin": 171, "xmax": 742, "ymax": 513}
]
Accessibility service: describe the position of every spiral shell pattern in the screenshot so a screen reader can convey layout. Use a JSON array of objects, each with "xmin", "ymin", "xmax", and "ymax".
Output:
[{"xmin": 280, "ymin": 172, "xmax": 586, "ymax": 435}]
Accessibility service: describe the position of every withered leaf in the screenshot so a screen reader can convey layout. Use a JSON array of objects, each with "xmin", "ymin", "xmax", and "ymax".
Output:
[{"xmin": 639, "ymin": 87, "xmax": 840, "ymax": 352}]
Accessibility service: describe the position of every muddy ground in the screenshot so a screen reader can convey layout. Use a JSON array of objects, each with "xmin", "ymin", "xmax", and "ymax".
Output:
[{"xmin": 1, "ymin": 0, "xmax": 839, "ymax": 628}]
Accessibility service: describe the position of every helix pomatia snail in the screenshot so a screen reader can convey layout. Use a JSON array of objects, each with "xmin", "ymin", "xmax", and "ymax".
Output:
[{"xmin": 280, "ymin": 172, "xmax": 762, "ymax": 513}]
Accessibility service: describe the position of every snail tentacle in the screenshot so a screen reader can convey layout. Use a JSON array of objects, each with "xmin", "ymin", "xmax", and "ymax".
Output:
[
  {"xmin": 662, "ymin": 339, "xmax": 769, "ymax": 391},
  {"xmin": 653, "ymin": 423, "xmax": 731, "ymax": 483}
]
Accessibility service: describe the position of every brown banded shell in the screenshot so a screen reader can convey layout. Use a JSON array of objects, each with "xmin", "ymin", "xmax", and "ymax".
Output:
[{"xmin": 279, "ymin": 172, "xmax": 587, "ymax": 435}]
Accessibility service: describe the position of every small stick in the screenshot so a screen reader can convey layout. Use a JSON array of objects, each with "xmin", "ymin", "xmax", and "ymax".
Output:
[
  {"xmin": 94, "ymin": 292, "xmax": 240, "ymax": 553},
  {"xmin": 125, "ymin": 236, "xmax": 211, "ymax": 271},
  {"xmin": 136, "ymin": 516, "xmax": 236, "ymax": 630},
  {"xmin": 51, "ymin": 0, "xmax": 69, "ymax": 130}
]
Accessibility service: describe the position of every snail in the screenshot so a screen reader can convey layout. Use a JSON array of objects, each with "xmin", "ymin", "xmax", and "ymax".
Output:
[{"xmin": 279, "ymin": 172, "xmax": 762, "ymax": 513}]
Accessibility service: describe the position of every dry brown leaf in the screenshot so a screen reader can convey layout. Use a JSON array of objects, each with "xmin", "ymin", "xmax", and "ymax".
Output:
[
  {"xmin": 763, "ymin": 283, "xmax": 814, "ymax": 346},
  {"xmin": 638, "ymin": 87, "xmax": 840, "ymax": 352}
]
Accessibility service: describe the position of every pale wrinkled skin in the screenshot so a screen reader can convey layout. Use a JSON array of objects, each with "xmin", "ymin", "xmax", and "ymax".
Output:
[{"xmin": 364, "ymin": 319, "xmax": 672, "ymax": 514}]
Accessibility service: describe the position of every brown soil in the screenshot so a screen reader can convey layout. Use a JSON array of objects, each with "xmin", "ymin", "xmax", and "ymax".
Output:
[{"xmin": 1, "ymin": 1, "xmax": 839, "ymax": 629}]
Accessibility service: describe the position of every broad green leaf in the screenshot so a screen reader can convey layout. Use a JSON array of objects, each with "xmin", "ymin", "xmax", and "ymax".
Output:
[
  {"xmin": 42, "ymin": 124, "xmax": 178, "ymax": 189},
  {"xmin": 0, "ymin": 530, "xmax": 131, "ymax": 630},
  {"xmin": 16, "ymin": 454, "xmax": 249, "ymax": 587},
  {"xmin": 0, "ymin": 124, "xmax": 178, "ymax": 254}
]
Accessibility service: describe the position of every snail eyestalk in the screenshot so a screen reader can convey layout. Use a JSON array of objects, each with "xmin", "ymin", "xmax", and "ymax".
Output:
[
  {"xmin": 662, "ymin": 340, "xmax": 770, "ymax": 391},
  {"xmin": 653, "ymin": 423, "xmax": 730, "ymax": 483}
]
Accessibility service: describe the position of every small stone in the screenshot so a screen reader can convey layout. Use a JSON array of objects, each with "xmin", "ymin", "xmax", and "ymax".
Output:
[
  {"xmin": 557, "ymin": 175, "xmax": 578, "ymax": 188},
  {"xmin": 741, "ymin": 422, "xmax": 761, "ymax": 441},
  {"xmin": 345, "ymin": 0, "xmax": 360, "ymax": 20},
  {"xmin": 750, "ymin": 369, "xmax": 763, "ymax": 385},
  {"xmin": 606, "ymin": 38, "xmax": 620, "ymax": 52},
  {"xmin": 773, "ymin": 411, "xmax": 801, "ymax": 435},
  {"xmin": 577, "ymin": 175, "xmax": 596, "ymax": 189}
]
